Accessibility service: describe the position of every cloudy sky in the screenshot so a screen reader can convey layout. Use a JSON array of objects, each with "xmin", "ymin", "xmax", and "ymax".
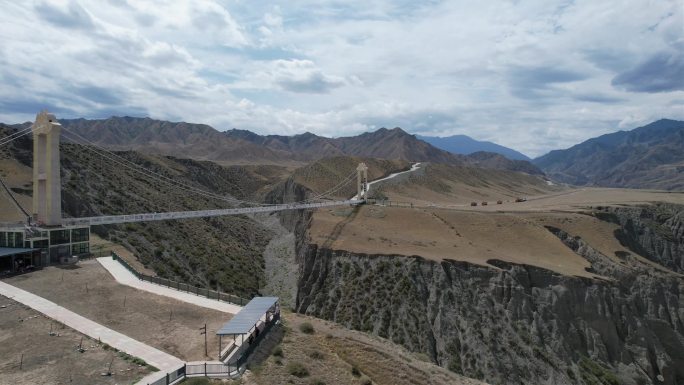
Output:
[{"xmin": 0, "ymin": 0, "xmax": 682, "ymax": 157}]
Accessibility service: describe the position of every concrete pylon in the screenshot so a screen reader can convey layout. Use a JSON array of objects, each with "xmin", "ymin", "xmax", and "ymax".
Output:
[
  {"xmin": 356, "ymin": 163, "xmax": 368, "ymax": 199},
  {"xmin": 32, "ymin": 111, "xmax": 62, "ymax": 226}
]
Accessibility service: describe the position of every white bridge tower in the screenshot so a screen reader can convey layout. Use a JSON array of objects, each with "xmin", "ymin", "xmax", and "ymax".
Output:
[
  {"xmin": 32, "ymin": 111, "xmax": 63, "ymax": 226},
  {"xmin": 356, "ymin": 162, "xmax": 368, "ymax": 199}
]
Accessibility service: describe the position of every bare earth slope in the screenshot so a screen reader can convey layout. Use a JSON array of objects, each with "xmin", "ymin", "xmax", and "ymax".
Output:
[
  {"xmin": 367, "ymin": 162, "xmax": 558, "ymax": 205},
  {"xmin": 244, "ymin": 312, "xmax": 487, "ymax": 385}
]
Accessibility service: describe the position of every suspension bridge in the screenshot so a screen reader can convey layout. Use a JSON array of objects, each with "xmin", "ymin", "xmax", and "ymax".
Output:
[
  {"xmin": 0, "ymin": 111, "xmax": 380, "ymax": 264},
  {"xmin": 17, "ymin": 112, "xmax": 371, "ymax": 225}
]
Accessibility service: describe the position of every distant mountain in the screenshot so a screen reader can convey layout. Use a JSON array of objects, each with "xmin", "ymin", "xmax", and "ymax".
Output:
[
  {"xmin": 230, "ymin": 127, "xmax": 546, "ymax": 175},
  {"xmin": 468, "ymin": 151, "xmax": 543, "ymax": 175},
  {"xmin": 417, "ymin": 134, "xmax": 531, "ymax": 161},
  {"xmin": 534, "ymin": 119, "xmax": 684, "ymax": 190},
  {"xmin": 225, "ymin": 129, "xmax": 345, "ymax": 161},
  {"xmin": 227, "ymin": 126, "xmax": 465, "ymax": 164},
  {"xmin": 335, "ymin": 127, "xmax": 465, "ymax": 164}
]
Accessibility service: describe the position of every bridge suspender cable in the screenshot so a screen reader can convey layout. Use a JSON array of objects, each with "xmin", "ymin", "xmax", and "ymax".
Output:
[
  {"xmin": 63, "ymin": 129, "xmax": 356, "ymax": 207},
  {"xmin": 60, "ymin": 129, "xmax": 273, "ymax": 206},
  {"xmin": 0, "ymin": 125, "xmax": 358, "ymax": 217},
  {"xmin": 60, "ymin": 127, "xmax": 359, "ymax": 207},
  {"xmin": 0, "ymin": 127, "xmax": 32, "ymax": 147},
  {"xmin": 0, "ymin": 175, "xmax": 30, "ymax": 220}
]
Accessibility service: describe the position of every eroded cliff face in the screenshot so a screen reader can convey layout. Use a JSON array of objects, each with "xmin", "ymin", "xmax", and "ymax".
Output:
[
  {"xmin": 295, "ymin": 205, "xmax": 684, "ymax": 385},
  {"xmin": 595, "ymin": 204, "xmax": 684, "ymax": 274}
]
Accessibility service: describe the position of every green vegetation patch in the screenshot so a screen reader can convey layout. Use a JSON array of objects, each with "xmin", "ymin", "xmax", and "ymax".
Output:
[
  {"xmin": 286, "ymin": 362, "xmax": 310, "ymax": 377},
  {"xmin": 579, "ymin": 357, "xmax": 620, "ymax": 385},
  {"xmin": 299, "ymin": 322, "xmax": 315, "ymax": 334}
]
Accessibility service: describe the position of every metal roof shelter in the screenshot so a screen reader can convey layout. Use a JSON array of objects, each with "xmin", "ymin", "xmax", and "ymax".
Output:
[
  {"xmin": 217, "ymin": 297, "xmax": 279, "ymax": 335},
  {"xmin": 215, "ymin": 296, "xmax": 281, "ymax": 365},
  {"xmin": 0, "ymin": 247, "xmax": 42, "ymax": 276},
  {"xmin": 0, "ymin": 247, "xmax": 38, "ymax": 257}
]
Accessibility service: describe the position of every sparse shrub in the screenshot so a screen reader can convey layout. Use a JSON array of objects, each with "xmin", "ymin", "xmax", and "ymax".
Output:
[
  {"xmin": 299, "ymin": 322, "xmax": 315, "ymax": 334},
  {"xmin": 286, "ymin": 362, "xmax": 309, "ymax": 377},
  {"xmin": 274, "ymin": 359, "xmax": 283, "ymax": 366},
  {"xmin": 273, "ymin": 345, "xmax": 283, "ymax": 357},
  {"xmin": 413, "ymin": 352, "xmax": 432, "ymax": 363},
  {"xmin": 309, "ymin": 350, "xmax": 324, "ymax": 360},
  {"xmin": 579, "ymin": 357, "xmax": 619, "ymax": 385},
  {"xmin": 351, "ymin": 365, "xmax": 361, "ymax": 377},
  {"xmin": 182, "ymin": 379, "xmax": 213, "ymax": 385},
  {"xmin": 310, "ymin": 379, "xmax": 326, "ymax": 385},
  {"xmin": 448, "ymin": 357, "xmax": 462, "ymax": 374}
]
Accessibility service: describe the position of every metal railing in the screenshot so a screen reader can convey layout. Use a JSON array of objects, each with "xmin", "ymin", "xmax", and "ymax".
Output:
[
  {"xmin": 146, "ymin": 313, "xmax": 281, "ymax": 385},
  {"xmin": 234, "ymin": 312, "xmax": 280, "ymax": 367},
  {"xmin": 64, "ymin": 200, "xmax": 362, "ymax": 226},
  {"xmin": 111, "ymin": 252, "xmax": 249, "ymax": 306},
  {"xmin": 366, "ymin": 198, "xmax": 415, "ymax": 208}
]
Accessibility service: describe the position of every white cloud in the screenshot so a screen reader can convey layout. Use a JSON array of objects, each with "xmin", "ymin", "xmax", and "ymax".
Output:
[{"xmin": 0, "ymin": 0, "xmax": 683, "ymax": 157}]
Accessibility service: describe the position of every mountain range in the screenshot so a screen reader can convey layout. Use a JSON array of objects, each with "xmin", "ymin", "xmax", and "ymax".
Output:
[
  {"xmin": 533, "ymin": 119, "xmax": 684, "ymax": 190},
  {"xmin": 29, "ymin": 117, "xmax": 542, "ymax": 175},
  {"xmin": 5, "ymin": 116, "xmax": 684, "ymax": 189}
]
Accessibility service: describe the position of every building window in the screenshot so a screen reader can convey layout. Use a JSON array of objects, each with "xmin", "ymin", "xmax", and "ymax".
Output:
[
  {"xmin": 71, "ymin": 228, "xmax": 89, "ymax": 243},
  {"xmin": 49, "ymin": 245, "xmax": 71, "ymax": 263},
  {"xmin": 49, "ymin": 230, "xmax": 70, "ymax": 245},
  {"xmin": 33, "ymin": 239, "xmax": 49, "ymax": 250},
  {"xmin": 4, "ymin": 232, "xmax": 23, "ymax": 248},
  {"xmin": 72, "ymin": 242, "xmax": 89, "ymax": 255}
]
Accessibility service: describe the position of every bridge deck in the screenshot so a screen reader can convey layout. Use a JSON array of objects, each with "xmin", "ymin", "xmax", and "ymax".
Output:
[{"xmin": 62, "ymin": 200, "xmax": 361, "ymax": 226}]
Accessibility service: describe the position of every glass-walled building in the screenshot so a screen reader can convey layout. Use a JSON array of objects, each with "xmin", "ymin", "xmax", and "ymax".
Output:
[{"xmin": 0, "ymin": 225, "xmax": 90, "ymax": 265}]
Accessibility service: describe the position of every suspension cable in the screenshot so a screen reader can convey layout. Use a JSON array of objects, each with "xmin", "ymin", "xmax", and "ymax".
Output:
[
  {"xmin": 62, "ymin": 126, "xmax": 358, "ymax": 205},
  {"xmin": 0, "ymin": 175, "xmax": 30, "ymax": 219},
  {"xmin": 61, "ymin": 130, "xmax": 262, "ymax": 206},
  {"xmin": 0, "ymin": 127, "xmax": 32, "ymax": 147}
]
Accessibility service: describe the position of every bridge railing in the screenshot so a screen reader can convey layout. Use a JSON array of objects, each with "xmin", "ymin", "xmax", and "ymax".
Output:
[
  {"xmin": 365, "ymin": 198, "xmax": 415, "ymax": 208},
  {"xmin": 111, "ymin": 252, "xmax": 249, "ymax": 306},
  {"xmin": 63, "ymin": 200, "xmax": 363, "ymax": 226}
]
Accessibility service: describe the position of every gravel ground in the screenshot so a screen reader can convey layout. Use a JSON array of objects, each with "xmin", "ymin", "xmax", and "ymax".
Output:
[
  {"xmin": 4, "ymin": 260, "xmax": 230, "ymax": 361},
  {"xmin": 0, "ymin": 295, "xmax": 153, "ymax": 385}
]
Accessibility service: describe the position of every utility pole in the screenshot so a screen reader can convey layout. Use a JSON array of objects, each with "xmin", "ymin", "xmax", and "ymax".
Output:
[{"xmin": 199, "ymin": 324, "xmax": 207, "ymax": 357}]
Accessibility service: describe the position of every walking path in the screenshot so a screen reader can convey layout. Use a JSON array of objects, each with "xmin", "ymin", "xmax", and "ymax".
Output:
[
  {"xmin": 97, "ymin": 257, "xmax": 241, "ymax": 314},
  {"xmin": 0, "ymin": 280, "xmax": 184, "ymax": 372},
  {"xmin": 353, "ymin": 162, "xmax": 422, "ymax": 200}
]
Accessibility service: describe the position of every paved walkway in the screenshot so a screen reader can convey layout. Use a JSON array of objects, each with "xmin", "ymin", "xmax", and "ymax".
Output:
[
  {"xmin": 97, "ymin": 257, "xmax": 241, "ymax": 314},
  {"xmin": 353, "ymin": 162, "xmax": 422, "ymax": 200},
  {"xmin": 0, "ymin": 280, "xmax": 184, "ymax": 373}
]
